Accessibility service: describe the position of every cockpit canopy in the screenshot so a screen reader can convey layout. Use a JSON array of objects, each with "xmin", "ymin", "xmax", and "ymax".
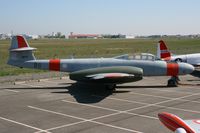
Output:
[{"xmin": 115, "ymin": 53, "xmax": 157, "ymax": 61}]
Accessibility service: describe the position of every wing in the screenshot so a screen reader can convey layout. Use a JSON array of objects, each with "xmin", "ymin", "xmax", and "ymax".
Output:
[{"xmin": 69, "ymin": 66, "xmax": 143, "ymax": 84}]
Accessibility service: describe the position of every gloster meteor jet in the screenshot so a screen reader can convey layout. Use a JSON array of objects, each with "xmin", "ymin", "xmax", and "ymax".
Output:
[
  {"xmin": 158, "ymin": 112, "xmax": 200, "ymax": 133},
  {"xmin": 7, "ymin": 36, "xmax": 194, "ymax": 89},
  {"xmin": 157, "ymin": 40, "xmax": 200, "ymax": 67}
]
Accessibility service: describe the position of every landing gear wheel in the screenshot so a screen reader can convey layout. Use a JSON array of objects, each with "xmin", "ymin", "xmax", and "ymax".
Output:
[
  {"xmin": 167, "ymin": 79, "xmax": 177, "ymax": 87},
  {"xmin": 106, "ymin": 84, "xmax": 116, "ymax": 91},
  {"xmin": 167, "ymin": 76, "xmax": 179, "ymax": 87}
]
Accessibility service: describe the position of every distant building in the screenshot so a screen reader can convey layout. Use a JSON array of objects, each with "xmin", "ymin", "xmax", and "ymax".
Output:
[
  {"xmin": 44, "ymin": 32, "xmax": 65, "ymax": 39},
  {"xmin": 101, "ymin": 34, "xmax": 126, "ymax": 39},
  {"xmin": 0, "ymin": 34, "xmax": 12, "ymax": 40},
  {"xmin": 69, "ymin": 32, "xmax": 100, "ymax": 39},
  {"xmin": 125, "ymin": 35, "xmax": 135, "ymax": 39},
  {"xmin": 29, "ymin": 35, "xmax": 39, "ymax": 40}
]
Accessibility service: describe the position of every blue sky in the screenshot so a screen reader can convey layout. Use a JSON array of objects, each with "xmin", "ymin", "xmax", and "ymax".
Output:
[{"xmin": 0, "ymin": 0, "xmax": 200, "ymax": 35}]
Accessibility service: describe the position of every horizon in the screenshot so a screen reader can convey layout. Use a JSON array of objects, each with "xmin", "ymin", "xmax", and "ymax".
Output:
[{"xmin": 1, "ymin": 0, "xmax": 200, "ymax": 35}]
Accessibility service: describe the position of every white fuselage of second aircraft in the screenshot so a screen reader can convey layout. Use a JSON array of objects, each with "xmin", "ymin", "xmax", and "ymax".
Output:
[{"xmin": 170, "ymin": 53, "xmax": 200, "ymax": 67}]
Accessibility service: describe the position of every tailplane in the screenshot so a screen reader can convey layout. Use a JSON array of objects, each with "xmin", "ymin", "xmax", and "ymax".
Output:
[
  {"xmin": 157, "ymin": 40, "xmax": 171, "ymax": 60},
  {"xmin": 7, "ymin": 35, "xmax": 36, "ymax": 67}
]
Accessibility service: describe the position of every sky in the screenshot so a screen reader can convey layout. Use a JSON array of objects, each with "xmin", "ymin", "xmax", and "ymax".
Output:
[{"xmin": 0, "ymin": 0, "xmax": 200, "ymax": 35}]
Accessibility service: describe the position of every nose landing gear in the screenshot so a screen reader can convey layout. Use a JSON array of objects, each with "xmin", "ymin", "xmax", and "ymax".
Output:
[{"xmin": 167, "ymin": 76, "xmax": 180, "ymax": 87}]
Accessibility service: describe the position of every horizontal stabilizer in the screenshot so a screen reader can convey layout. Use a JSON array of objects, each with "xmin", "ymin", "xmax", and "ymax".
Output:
[{"xmin": 10, "ymin": 47, "xmax": 36, "ymax": 52}]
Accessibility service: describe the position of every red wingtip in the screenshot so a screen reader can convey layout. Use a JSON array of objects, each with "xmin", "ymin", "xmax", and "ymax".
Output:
[
  {"xmin": 158, "ymin": 112, "xmax": 195, "ymax": 133},
  {"xmin": 16, "ymin": 35, "xmax": 28, "ymax": 48}
]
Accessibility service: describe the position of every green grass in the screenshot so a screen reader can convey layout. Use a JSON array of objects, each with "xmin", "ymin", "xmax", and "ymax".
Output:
[{"xmin": 1, "ymin": 38, "xmax": 200, "ymax": 76}]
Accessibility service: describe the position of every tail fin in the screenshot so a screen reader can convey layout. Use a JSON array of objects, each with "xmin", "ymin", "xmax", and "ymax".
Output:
[
  {"xmin": 157, "ymin": 40, "xmax": 171, "ymax": 60},
  {"xmin": 7, "ymin": 35, "xmax": 36, "ymax": 67}
]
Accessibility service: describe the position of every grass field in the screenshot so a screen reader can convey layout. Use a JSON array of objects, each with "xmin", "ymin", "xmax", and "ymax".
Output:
[{"xmin": 1, "ymin": 38, "xmax": 200, "ymax": 76}]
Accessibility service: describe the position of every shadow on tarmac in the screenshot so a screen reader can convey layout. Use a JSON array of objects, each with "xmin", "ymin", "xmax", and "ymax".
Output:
[
  {"xmin": 117, "ymin": 85, "xmax": 168, "ymax": 89},
  {"xmin": 4, "ymin": 82, "xmax": 171, "ymax": 104},
  {"xmin": 52, "ymin": 82, "xmax": 130, "ymax": 104}
]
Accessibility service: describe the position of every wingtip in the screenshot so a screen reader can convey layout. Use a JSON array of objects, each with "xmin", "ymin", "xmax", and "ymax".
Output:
[{"xmin": 158, "ymin": 112, "xmax": 195, "ymax": 133}]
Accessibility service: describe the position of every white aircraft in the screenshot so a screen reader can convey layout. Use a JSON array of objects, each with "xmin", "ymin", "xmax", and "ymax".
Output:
[
  {"xmin": 158, "ymin": 112, "xmax": 200, "ymax": 133},
  {"xmin": 157, "ymin": 40, "xmax": 200, "ymax": 67}
]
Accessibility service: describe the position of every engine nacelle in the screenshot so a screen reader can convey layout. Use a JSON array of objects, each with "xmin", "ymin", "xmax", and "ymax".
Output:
[{"xmin": 175, "ymin": 128, "xmax": 186, "ymax": 133}]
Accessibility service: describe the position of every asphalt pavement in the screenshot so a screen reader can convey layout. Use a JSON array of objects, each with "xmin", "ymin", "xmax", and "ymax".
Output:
[{"xmin": 0, "ymin": 75, "xmax": 200, "ymax": 133}]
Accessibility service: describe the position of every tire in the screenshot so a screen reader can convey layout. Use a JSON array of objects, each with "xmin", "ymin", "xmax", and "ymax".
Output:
[{"xmin": 167, "ymin": 79, "xmax": 177, "ymax": 87}]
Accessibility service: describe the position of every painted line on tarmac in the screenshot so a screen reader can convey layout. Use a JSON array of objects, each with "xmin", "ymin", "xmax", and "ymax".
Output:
[
  {"xmin": 130, "ymin": 92, "xmax": 180, "ymax": 99},
  {"xmin": 61, "ymin": 100, "xmax": 158, "ymax": 120},
  {"xmin": 28, "ymin": 106, "xmax": 85, "ymax": 121},
  {"xmin": 35, "ymin": 112, "xmax": 122, "ymax": 133},
  {"xmin": 125, "ymin": 91, "xmax": 200, "ymax": 113},
  {"xmin": 4, "ymin": 89, "xmax": 19, "ymax": 93},
  {"xmin": 0, "ymin": 116, "xmax": 50, "ymax": 133},
  {"xmin": 16, "ymin": 81, "xmax": 66, "ymax": 88},
  {"xmin": 34, "ymin": 121, "xmax": 89, "ymax": 133},
  {"xmin": 28, "ymin": 105, "xmax": 143, "ymax": 133},
  {"xmin": 91, "ymin": 120, "xmax": 143, "ymax": 133},
  {"xmin": 129, "ymin": 91, "xmax": 200, "ymax": 104},
  {"xmin": 146, "ymin": 88, "xmax": 194, "ymax": 94},
  {"xmin": 129, "ymin": 92, "xmax": 200, "ymax": 104},
  {"xmin": 62, "ymin": 100, "xmax": 120, "ymax": 112},
  {"xmin": 43, "ymin": 117, "xmax": 143, "ymax": 133},
  {"xmin": 93, "ymin": 94, "xmax": 200, "ymax": 114},
  {"xmin": 15, "ymin": 83, "xmax": 44, "ymax": 88}
]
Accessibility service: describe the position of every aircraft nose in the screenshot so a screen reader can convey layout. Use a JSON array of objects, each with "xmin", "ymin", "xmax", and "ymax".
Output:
[{"xmin": 178, "ymin": 63, "xmax": 194, "ymax": 75}]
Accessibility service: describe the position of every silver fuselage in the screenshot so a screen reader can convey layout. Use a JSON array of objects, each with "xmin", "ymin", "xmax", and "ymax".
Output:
[{"xmin": 16, "ymin": 58, "xmax": 194, "ymax": 76}]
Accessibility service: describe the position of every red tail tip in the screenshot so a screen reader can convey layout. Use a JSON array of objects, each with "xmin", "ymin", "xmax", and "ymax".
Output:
[
  {"xmin": 158, "ymin": 40, "xmax": 168, "ymax": 50},
  {"xmin": 17, "ymin": 35, "xmax": 28, "ymax": 48}
]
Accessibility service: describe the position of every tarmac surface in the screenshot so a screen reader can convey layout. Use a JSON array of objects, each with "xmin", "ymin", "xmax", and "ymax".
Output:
[{"xmin": 1, "ymin": 75, "xmax": 200, "ymax": 133}]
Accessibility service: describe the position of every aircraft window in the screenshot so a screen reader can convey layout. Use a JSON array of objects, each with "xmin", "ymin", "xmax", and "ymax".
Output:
[
  {"xmin": 131, "ymin": 53, "xmax": 155, "ymax": 61},
  {"xmin": 141, "ymin": 55, "xmax": 147, "ymax": 60},
  {"xmin": 148, "ymin": 56, "xmax": 153, "ymax": 60},
  {"xmin": 134, "ymin": 55, "xmax": 141, "ymax": 60}
]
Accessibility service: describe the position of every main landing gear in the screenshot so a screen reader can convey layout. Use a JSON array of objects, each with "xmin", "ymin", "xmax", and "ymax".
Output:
[{"xmin": 167, "ymin": 76, "xmax": 180, "ymax": 87}]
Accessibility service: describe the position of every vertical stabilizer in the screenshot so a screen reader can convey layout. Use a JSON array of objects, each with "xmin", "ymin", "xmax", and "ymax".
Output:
[
  {"xmin": 7, "ymin": 35, "xmax": 36, "ymax": 67},
  {"xmin": 157, "ymin": 40, "xmax": 171, "ymax": 60}
]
